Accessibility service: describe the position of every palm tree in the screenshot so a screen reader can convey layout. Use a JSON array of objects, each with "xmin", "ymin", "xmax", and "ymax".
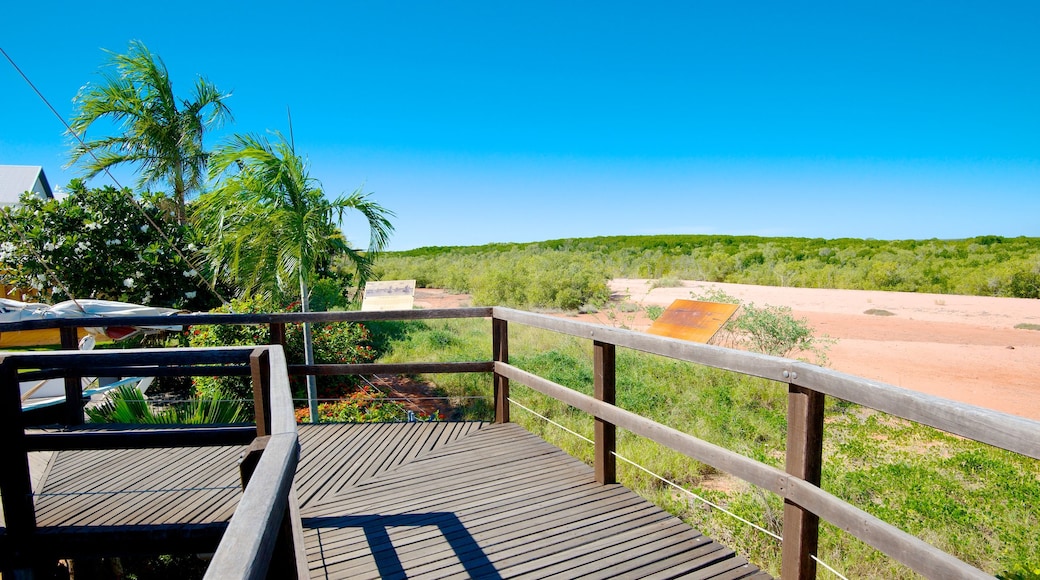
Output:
[
  {"xmin": 194, "ymin": 132, "xmax": 394, "ymax": 420},
  {"xmin": 67, "ymin": 40, "xmax": 232, "ymax": 223}
]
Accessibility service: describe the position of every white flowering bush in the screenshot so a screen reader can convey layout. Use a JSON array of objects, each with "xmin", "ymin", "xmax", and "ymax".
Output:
[{"xmin": 0, "ymin": 180, "xmax": 216, "ymax": 308}]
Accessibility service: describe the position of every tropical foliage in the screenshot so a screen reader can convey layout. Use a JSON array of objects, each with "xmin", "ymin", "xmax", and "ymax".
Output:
[
  {"xmin": 67, "ymin": 40, "xmax": 232, "ymax": 223},
  {"xmin": 0, "ymin": 181, "xmax": 214, "ymax": 309},
  {"xmin": 86, "ymin": 383, "xmax": 244, "ymax": 424},
  {"xmin": 193, "ymin": 132, "xmax": 394, "ymax": 304}
]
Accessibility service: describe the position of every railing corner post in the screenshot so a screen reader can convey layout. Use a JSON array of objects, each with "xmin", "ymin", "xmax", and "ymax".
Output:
[
  {"xmin": 593, "ymin": 341, "xmax": 617, "ymax": 485},
  {"xmin": 492, "ymin": 317, "xmax": 509, "ymax": 423},
  {"xmin": 782, "ymin": 383, "xmax": 825, "ymax": 580},
  {"xmin": 250, "ymin": 348, "xmax": 273, "ymax": 437}
]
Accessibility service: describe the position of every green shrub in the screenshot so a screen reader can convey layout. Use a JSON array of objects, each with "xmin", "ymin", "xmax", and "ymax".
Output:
[
  {"xmin": 308, "ymin": 276, "xmax": 351, "ymax": 310},
  {"xmin": 645, "ymin": 305, "xmax": 664, "ymax": 320},
  {"xmin": 377, "ymin": 234, "xmax": 1040, "ymax": 298},
  {"xmin": 188, "ymin": 296, "xmax": 378, "ymax": 403},
  {"xmin": 728, "ymin": 302, "xmax": 831, "ymax": 363},
  {"xmin": 1004, "ymin": 271, "xmax": 1040, "ymax": 299},
  {"xmin": 691, "ymin": 288, "xmax": 831, "ymax": 363}
]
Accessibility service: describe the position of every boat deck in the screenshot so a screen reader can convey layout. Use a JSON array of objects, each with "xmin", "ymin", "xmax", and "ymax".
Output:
[{"xmin": 6, "ymin": 422, "xmax": 771, "ymax": 579}]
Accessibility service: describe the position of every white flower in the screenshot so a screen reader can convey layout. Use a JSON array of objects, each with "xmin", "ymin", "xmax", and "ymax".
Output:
[
  {"xmin": 123, "ymin": 278, "xmax": 134, "ymax": 288},
  {"xmin": 43, "ymin": 242, "xmax": 55, "ymax": 251},
  {"xmin": 185, "ymin": 291, "xmax": 197, "ymax": 299},
  {"xmin": 140, "ymin": 224, "xmax": 149, "ymax": 232},
  {"xmin": 187, "ymin": 243, "xmax": 197, "ymax": 251},
  {"xmin": 183, "ymin": 269, "xmax": 198, "ymax": 277}
]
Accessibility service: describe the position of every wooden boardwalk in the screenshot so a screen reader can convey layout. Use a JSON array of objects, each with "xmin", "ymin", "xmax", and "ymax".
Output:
[{"xmin": 11, "ymin": 422, "xmax": 770, "ymax": 579}]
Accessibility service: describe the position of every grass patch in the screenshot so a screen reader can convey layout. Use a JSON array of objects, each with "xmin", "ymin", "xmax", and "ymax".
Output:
[
  {"xmin": 371, "ymin": 318, "xmax": 1040, "ymax": 578},
  {"xmin": 649, "ymin": 276, "xmax": 684, "ymax": 289},
  {"xmin": 864, "ymin": 308, "xmax": 896, "ymax": 316},
  {"xmin": 1014, "ymin": 323, "xmax": 1040, "ymax": 331}
]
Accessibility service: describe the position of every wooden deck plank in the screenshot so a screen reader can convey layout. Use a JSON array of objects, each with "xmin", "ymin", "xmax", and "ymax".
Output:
[
  {"xmin": 34, "ymin": 444, "xmax": 243, "ymax": 527},
  {"xmin": 16, "ymin": 421, "xmax": 767, "ymax": 579},
  {"xmin": 298, "ymin": 422, "xmax": 767, "ymax": 579}
]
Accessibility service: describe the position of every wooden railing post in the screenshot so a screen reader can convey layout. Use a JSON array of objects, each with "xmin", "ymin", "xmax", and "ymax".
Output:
[
  {"xmin": 0, "ymin": 355, "xmax": 37, "ymax": 576},
  {"xmin": 269, "ymin": 322, "xmax": 286, "ymax": 349},
  {"xmin": 59, "ymin": 326, "xmax": 84, "ymax": 426},
  {"xmin": 492, "ymin": 317, "xmax": 509, "ymax": 423},
  {"xmin": 251, "ymin": 348, "xmax": 273, "ymax": 437},
  {"xmin": 593, "ymin": 341, "xmax": 616, "ymax": 484},
  {"xmin": 782, "ymin": 383, "xmax": 825, "ymax": 580}
]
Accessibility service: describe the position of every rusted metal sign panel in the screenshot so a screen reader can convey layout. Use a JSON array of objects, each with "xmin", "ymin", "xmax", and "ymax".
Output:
[
  {"xmin": 362, "ymin": 280, "xmax": 416, "ymax": 311},
  {"xmin": 646, "ymin": 299, "xmax": 739, "ymax": 343}
]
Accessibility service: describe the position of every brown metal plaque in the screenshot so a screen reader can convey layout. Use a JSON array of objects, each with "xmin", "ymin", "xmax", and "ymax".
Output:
[{"xmin": 646, "ymin": 299, "xmax": 739, "ymax": 343}]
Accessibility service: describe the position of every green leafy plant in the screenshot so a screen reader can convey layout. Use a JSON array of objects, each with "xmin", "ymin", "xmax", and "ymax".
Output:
[
  {"xmin": 645, "ymin": 305, "xmax": 664, "ymax": 320},
  {"xmin": 86, "ymin": 384, "xmax": 244, "ymax": 424}
]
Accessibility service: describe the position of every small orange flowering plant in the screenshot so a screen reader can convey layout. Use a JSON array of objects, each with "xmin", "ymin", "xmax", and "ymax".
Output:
[{"xmin": 293, "ymin": 387, "xmax": 442, "ymax": 424}]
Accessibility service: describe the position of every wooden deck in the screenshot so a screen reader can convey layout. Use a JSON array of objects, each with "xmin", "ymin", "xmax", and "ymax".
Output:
[{"xmin": 11, "ymin": 422, "xmax": 769, "ymax": 579}]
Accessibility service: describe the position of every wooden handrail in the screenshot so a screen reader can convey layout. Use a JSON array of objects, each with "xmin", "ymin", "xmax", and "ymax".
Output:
[
  {"xmin": 205, "ymin": 432, "xmax": 301, "ymax": 580},
  {"xmin": 493, "ymin": 307, "xmax": 1040, "ymax": 461}
]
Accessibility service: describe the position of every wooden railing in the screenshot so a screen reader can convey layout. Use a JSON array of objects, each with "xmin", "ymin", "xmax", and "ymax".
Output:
[
  {"xmin": 3, "ymin": 307, "xmax": 1039, "ymax": 579},
  {"xmin": 0, "ymin": 345, "xmax": 304, "ymax": 579}
]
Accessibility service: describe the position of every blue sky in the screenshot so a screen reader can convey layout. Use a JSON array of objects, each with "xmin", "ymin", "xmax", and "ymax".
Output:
[{"xmin": 2, "ymin": 2, "xmax": 1038, "ymax": 250}]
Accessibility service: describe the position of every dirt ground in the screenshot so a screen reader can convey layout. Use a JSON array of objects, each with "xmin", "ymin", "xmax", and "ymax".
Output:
[{"xmin": 414, "ymin": 281, "xmax": 1040, "ymax": 421}]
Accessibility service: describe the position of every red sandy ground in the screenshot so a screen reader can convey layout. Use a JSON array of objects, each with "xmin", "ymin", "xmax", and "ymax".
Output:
[{"xmin": 414, "ymin": 281, "xmax": 1040, "ymax": 421}]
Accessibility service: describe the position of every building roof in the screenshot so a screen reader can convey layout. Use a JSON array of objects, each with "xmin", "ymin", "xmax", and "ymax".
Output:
[{"xmin": 0, "ymin": 165, "xmax": 54, "ymax": 206}]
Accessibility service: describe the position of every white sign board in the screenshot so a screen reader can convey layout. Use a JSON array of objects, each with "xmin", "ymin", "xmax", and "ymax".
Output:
[{"xmin": 361, "ymin": 280, "xmax": 416, "ymax": 311}]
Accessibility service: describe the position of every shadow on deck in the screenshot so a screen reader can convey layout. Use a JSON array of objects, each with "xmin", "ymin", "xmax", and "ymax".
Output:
[{"xmin": 297, "ymin": 422, "xmax": 766, "ymax": 579}]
